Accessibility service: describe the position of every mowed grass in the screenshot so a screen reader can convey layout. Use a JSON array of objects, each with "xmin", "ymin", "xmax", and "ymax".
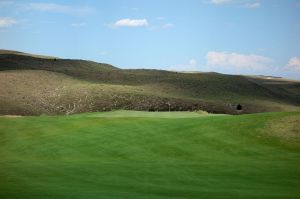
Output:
[
  {"xmin": 85, "ymin": 110, "xmax": 214, "ymax": 118},
  {"xmin": 0, "ymin": 111, "xmax": 300, "ymax": 199}
]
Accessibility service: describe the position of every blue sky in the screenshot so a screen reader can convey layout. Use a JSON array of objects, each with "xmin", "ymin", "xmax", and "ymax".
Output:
[{"xmin": 0, "ymin": 0, "xmax": 300, "ymax": 79}]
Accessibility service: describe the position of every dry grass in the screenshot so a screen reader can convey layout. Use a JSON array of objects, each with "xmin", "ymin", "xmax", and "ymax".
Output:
[
  {"xmin": 1, "ymin": 51, "xmax": 300, "ymax": 115},
  {"xmin": 1, "ymin": 69, "xmax": 300, "ymax": 115},
  {"xmin": 264, "ymin": 115, "xmax": 300, "ymax": 144}
]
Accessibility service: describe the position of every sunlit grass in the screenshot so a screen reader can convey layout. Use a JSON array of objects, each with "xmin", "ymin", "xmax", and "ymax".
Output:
[{"xmin": 0, "ymin": 111, "xmax": 300, "ymax": 198}]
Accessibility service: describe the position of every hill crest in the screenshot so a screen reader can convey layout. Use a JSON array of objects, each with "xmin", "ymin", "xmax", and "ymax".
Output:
[{"xmin": 0, "ymin": 50, "xmax": 299, "ymax": 115}]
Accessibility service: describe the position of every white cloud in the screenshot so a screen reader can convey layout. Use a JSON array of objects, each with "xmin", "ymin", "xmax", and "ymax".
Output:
[
  {"xmin": 113, "ymin": 18, "xmax": 148, "ymax": 27},
  {"xmin": 156, "ymin": 17, "xmax": 165, "ymax": 20},
  {"xmin": 131, "ymin": 7, "xmax": 139, "ymax": 11},
  {"xmin": 189, "ymin": 59, "xmax": 197, "ymax": 67},
  {"xmin": 206, "ymin": 51, "xmax": 272, "ymax": 70},
  {"xmin": 243, "ymin": 2, "xmax": 260, "ymax": 8},
  {"xmin": 71, "ymin": 22, "xmax": 86, "ymax": 27},
  {"xmin": 285, "ymin": 57, "xmax": 300, "ymax": 72},
  {"xmin": 210, "ymin": 0, "xmax": 261, "ymax": 8},
  {"xmin": 0, "ymin": 17, "xmax": 17, "ymax": 28},
  {"xmin": 163, "ymin": 23, "xmax": 174, "ymax": 28},
  {"xmin": 169, "ymin": 59, "xmax": 199, "ymax": 71},
  {"xmin": 27, "ymin": 3, "xmax": 92, "ymax": 15},
  {"xmin": 210, "ymin": 0, "xmax": 232, "ymax": 5}
]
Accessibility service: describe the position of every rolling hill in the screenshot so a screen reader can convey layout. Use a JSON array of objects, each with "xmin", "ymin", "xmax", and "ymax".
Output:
[
  {"xmin": 0, "ymin": 50, "xmax": 300, "ymax": 115},
  {"xmin": 1, "ymin": 50, "xmax": 300, "ymax": 198}
]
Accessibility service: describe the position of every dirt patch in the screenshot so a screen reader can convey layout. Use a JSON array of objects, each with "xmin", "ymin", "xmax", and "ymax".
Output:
[{"xmin": 0, "ymin": 115, "xmax": 23, "ymax": 118}]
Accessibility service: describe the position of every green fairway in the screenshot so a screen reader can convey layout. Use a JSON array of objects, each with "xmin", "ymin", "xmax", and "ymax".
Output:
[
  {"xmin": 85, "ymin": 110, "xmax": 214, "ymax": 118},
  {"xmin": 0, "ymin": 111, "xmax": 300, "ymax": 199}
]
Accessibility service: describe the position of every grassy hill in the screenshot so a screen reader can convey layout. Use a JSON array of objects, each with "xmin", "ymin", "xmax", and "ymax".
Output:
[
  {"xmin": 0, "ymin": 50, "xmax": 300, "ymax": 115},
  {"xmin": 0, "ymin": 111, "xmax": 299, "ymax": 198}
]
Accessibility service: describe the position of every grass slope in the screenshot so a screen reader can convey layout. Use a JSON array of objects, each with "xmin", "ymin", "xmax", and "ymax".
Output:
[
  {"xmin": 0, "ymin": 111, "xmax": 300, "ymax": 198},
  {"xmin": 1, "ymin": 50, "xmax": 300, "ymax": 115}
]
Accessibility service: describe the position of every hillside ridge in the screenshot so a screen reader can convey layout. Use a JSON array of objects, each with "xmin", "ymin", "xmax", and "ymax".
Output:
[{"xmin": 0, "ymin": 50, "xmax": 300, "ymax": 115}]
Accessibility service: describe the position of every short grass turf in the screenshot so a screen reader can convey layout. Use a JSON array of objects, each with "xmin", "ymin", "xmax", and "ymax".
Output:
[{"xmin": 0, "ymin": 111, "xmax": 300, "ymax": 199}]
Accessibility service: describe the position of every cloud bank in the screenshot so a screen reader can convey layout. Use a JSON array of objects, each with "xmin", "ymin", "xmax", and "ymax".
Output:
[
  {"xmin": 71, "ymin": 22, "xmax": 86, "ymax": 27},
  {"xmin": 0, "ymin": 17, "xmax": 16, "ymax": 28},
  {"xmin": 26, "ymin": 3, "xmax": 93, "ymax": 15},
  {"xmin": 243, "ymin": 2, "xmax": 260, "ymax": 8},
  {"xmin": 210, "ymin": 0, "xmax": 232, "ymax": 5},
  {"xmin": 285, "ymin": 57, "xmax": 300, "ymax": 72},
  {"xmin": 113, "ymin": 18, "xmax": 149, "ymax": 27},
  {"xmin": 210, "ymin": 0, "xmax": 261, "ymax": 8},
  {"xmin": 169, "ymin": 59, "xmax": 198, "ymax": 72},
  {"xmin": 206, "ymin": 51, "xmax": 272, "ymax": 70}
]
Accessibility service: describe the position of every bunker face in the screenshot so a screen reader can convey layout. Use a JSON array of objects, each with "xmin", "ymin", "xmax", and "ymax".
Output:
[{"xmin": 0, "ymin": 111, "xmax": 300, "ymax": 199}]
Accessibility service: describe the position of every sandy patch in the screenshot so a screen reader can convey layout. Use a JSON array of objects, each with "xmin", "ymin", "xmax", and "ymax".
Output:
[{"xmin": 0, "ymin": 115, "xmax": 23, "ymax": 118}]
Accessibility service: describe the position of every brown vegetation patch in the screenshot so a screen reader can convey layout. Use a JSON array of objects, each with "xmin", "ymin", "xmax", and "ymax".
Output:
[
  {"xmin": 264, "ymin": 115, "xmax": 300, "ymax": 143},
  {"xmin": 0, "ymin": 115, "xmax": 22, "ymax": 118}
]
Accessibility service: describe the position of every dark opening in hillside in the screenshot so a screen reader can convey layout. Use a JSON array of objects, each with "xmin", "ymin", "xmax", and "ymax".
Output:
[{"xmin": 236, "ymin": 104, "xmax": 242, "ymax": 110}]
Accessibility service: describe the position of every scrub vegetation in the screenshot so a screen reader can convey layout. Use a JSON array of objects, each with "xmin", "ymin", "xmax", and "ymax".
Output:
[{"xmin": 1, "ymin": 51, "xmax": 300, "ymax": 115}]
